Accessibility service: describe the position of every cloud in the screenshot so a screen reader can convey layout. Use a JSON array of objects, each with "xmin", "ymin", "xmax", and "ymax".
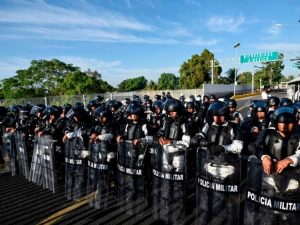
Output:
[
  {"xmin": 185, "ymin": 0, "xmax": 202, "ymax": 7},
  {"xmin": 0, "ymin": 0, "xmax": 152, "ymax": 31},
  {"xmin": 266, "ymin": 24, "xmax": 282, "ymax": 36},
  {"xmin": 188, "ymin": 37, "xmax": 221, "ymax": 46},
  {"xmin": 0, "ymin": 57, "xmax": 32, "ymax": 78},
  {"xmin": 206, "ymin": 15, "xmax": 245, "ymax": 32},
  {"xmin": 0, "ymin": 1, "xmax": 187, "ymax": 44},
  {"xmin": 255, "ymin": 42, "xmax": 300, "ymax": 52}
]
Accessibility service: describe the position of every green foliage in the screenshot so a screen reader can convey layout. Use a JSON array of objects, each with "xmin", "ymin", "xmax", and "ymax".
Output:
[
  {"xmin": 56, "ymin": 71, "xmax": 114, "ymax": 95},
  {"xmin": 0, "ymin": 59, "xmax": 114, "ymax": 99},
  {"xmin": 118, "ymin": 76, "xmax": 147, "ymax": 92},
  {"xmin": 157, "ymin": 73, "xmax": 179, "ymax": 90},
  {"xmin": 281, "ymin": 75, "xmax": 295, "ymax": 82},
  {"xmin": 254, "ymin": 54, "xmax": 284, "ymax": 88},
  {"xmin": 238, "ymin": 72, "xmax": 252, "ymax": 85},
  {"xmin": 225, "ymin": 68, "xmax": 238, "ymax": 83},
  {"xmin": 179, "ymin": 49, "xmax": 222, "ymax": 88},
  {"xmin": 146, "ymin": 80, "xmax": 158, "ymax": 90},
  {"xmin": 291, "ymin": 57, "xmax": 300, "ymax": 69}
]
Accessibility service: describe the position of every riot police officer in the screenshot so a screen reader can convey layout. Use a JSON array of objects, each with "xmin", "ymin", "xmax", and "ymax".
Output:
[
  {"xmin": 63, "ymin": 102, "xmax": 91, "ymax": 200},
  {"xmin": 87, "ymin": 106, "xmax": 117, "ymax": 209},
  {"xmin": 244, "ymin": 106, "xmax": 300, "ymax": 225},
  {"xmin": 228, "ymin": 99, "xmax": 244, "ymax": 125},
  {"xmin": 194, "ymin": 101, "xmax": 243, "ymax": 225},
  {"xmin": 152, "ymin": 98, "xmax": 190, "ymax": 225},
  {"xmin": 116, "ymin": 101, "xmax": 153, "ymax": 215}
]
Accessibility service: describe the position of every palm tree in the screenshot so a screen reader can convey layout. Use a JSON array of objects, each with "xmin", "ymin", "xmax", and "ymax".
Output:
[{"xmin": 225, "ymin": 68, "xmax": 239, "ymax": 83}]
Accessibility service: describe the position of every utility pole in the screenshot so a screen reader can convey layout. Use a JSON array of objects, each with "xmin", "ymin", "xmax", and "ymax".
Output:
[{"xmin": 211, "ymin": 59, "xmax": 214, "ymax": 84}]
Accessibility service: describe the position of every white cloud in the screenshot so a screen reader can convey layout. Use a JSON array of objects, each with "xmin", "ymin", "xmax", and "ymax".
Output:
[
  {"xmin": 266, "ymin": 24, "xmax": 282, "ymax": 36},
  {"xmin": 0, "ymin": 0, "xmax": 152, "ymax": 31},
  {"xmin": 206, "ymin": 15, "xmax": 245, "ymax": 32},
  {"xmin": 188, "ymin": 37, "xmax": 221, "ymax": 46},
  {"xmin": 255, "ymin": 43, "xmax": 300, "ymax": 52},
  {"xmin": 0, "ymin": 57, "xmax": 32, "ymax": 78}
]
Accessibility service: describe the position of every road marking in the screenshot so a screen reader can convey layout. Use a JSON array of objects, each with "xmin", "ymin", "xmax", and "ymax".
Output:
[
  {"xmin": 237, "ymin": 104, "xmax": 251, "ymax": 112},
  {"xmin": 38, "ymin": 192, "xmax": 95, "ymax": 225}
]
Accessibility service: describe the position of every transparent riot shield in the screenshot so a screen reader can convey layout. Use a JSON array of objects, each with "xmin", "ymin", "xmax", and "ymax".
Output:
[
  {"xmin": 15, "ymin": 131, "xmax": 29, "ymax": 179},
  {"xmin": 40, "ymin": 135, "xmax": 57, "ymax": 193},
  {"xmin": 117, "ymin": 140, "xmax": 145, "ymax": 216},
  {"xmin": 244, "ymin": 156, "xmax": 300, "ymax": 225},
  {"xmin": 29, "ymin": 136, "xmax": 43, "ymax": 185},
  {"xmin": 2, "ymin": 133, "xmax": 16, "ymax": 175},
  {"xmin": 65, "ymin": 136, "xmax": 85, "ymax": 200},
  {"xmin": 151, "ymin": 143, "xmax": 187, "ymax": 225},
  {"xmin": 87, "ymin": 141, "xmax": 110, "ymax": 209},
  {"xmin": 196, "ymin": 147, "xmax": 242, "ymax": 225}
]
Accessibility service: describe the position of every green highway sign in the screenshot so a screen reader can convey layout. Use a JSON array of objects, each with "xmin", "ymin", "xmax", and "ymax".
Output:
[{"xmin": 240, "ymin": 51, "xmax": 279, "ymax": 64}]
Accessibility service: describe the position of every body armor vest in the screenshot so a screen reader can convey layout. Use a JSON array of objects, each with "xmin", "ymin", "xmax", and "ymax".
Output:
[
  {"xmin": 127, "ymin": 122, "xmax": 145, "ymax": 140},
  {"xmin": 265, "ymin": 130, "xmax": 299, "ymax": 160},
  {"xmin": 207, "ymin": 123, "xmax": 235, "ymax": 146},
  {"xmin": 161, "ymin": 117, "xmax": 183, "ymax": 140}
]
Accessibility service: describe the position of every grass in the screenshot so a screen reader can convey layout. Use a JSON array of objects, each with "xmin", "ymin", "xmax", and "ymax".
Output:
[{"xmin": 231, "ymin": 91, "xmax": 260, "ymax": 100}]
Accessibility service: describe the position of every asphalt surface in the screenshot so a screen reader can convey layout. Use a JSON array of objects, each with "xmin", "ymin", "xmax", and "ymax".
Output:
[{"xmin": 0, "ymin": 90, "xmax": 288, "ymax": 225}]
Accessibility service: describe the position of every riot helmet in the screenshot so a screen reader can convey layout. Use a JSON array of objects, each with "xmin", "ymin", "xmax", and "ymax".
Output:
[
  {"xmin": 227, "ymin": 99, "xmax": 237, "ymax": 108},
  {"xmin": 274, "ymin": 107, "xmax": 297, "ymax": 124},
  {"xmin": 42, "ymin": 106, "xmax": 59, "ymax": 120},
  {"xmin": 267, "ymin": 96, "xmax": 280, "ymax": 108},
  {"xmin": 207, "ymin": 101, "xmax": 229, "ymax": 118},
  {"xmin": 279, "ymin": 98, "xmax": 292, "ymax": 107},
  {"xmin": 94, "ymin": 106, "xmax": 112, "ymax": 121}
]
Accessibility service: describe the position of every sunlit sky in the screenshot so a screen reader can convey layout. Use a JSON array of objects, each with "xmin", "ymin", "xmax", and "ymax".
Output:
[{"xmin": 1, "ymin": 0, "xmax": 300, "ymax": 87}]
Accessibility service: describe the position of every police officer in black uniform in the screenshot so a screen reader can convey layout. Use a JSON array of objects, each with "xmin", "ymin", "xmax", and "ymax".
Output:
[
  {"xmin": 88, "ymin": 106, "xmax": 117, "ymax": 209},
  {"xmin": 194, "ymin": 101, "xmax": 244, "ymax": 225},
  {"xmin": 244, "ymin": 106, "xmax": 300, "ymax": 225}
]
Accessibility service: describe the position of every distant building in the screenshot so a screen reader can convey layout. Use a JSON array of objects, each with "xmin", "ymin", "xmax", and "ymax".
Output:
[{"xmin": 85, "ymin": 69, "xmax": 101, "ymax": 80}]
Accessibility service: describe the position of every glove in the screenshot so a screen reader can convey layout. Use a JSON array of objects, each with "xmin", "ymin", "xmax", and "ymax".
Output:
[
  {"xmin": 209, "ymin": 144, "xmax": 224, "ymax": 156},
  {"xmin": 137, "ymin": 154, "xmax": 144, "ymax": 168},
  {"xmin": 190, "ymin": 136, "xmax": 200, "ymax": 147},
  {"xmin": 107, "ymin": 152, "xmax": 115, "ymax": 162},
  {"xmin": 81, "ymin": 150, "xmax": 89, "ymax": 158}
]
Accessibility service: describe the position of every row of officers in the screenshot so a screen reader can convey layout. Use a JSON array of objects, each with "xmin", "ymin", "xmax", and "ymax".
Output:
[{"xmin": 1, "ymin": 94, "xmax": 300, "ymax": 225}]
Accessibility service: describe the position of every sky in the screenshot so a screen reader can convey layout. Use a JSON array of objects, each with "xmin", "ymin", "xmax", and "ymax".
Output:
[{"xmin": 1, "ymin": 0, "xmax": 300, "ymax": 87}]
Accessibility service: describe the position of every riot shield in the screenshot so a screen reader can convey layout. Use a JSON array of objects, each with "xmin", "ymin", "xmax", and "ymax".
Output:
[
  {"xmin": 40, "ymin": 135, "xmax": 57, "ymax": 193},
  {"xmin": 117, "ymin": 140, "xmax": 145, "ymax": 216},
  {"xmin": 87, "ymin": 141, "xmax": 110, "ymax": 209},
  {"xmin": 15, "ymin": 131, "xmax": 29, "ymax": 179},
  {"xmin": 151, "ymin": 143, "xmax": 187, "ymax": 225},
  {"xmin": 65, "ymin": 136, "xmax": 85, "ymax": 200},
  {"xmin": 196, "ymin": 147, "xmax": 242, "ymax": 225},
  {"xmin": 2, "ymin": 133, "xmax": 16, "ymax": 175},
  {"xmin": 244, "ymin": 156, "xmax": 300, "ymax": 225},
  {"xmin": 29, "ymin": 136, "xmax": 43, "ymax": 185}
]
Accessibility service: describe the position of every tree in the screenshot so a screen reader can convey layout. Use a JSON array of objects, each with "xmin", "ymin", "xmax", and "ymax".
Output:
[
  {"xmin": 291, "ymin": 57, "xmax": 300, "ymax": 69},
  {"xmin": 238, "ymin": 72, "xmax": 252, "ymax": 85},
  {"xmin": 281, "ymin": 75, "xmax": 295, "ymax": 82},
  {"xmin": 56, "ymin": 71, "xmax": 114, "ymax": 95},
  {"xmin": 254, "ymin": 54, "xmax": 284, "ymax": 88},
  {"xmin": 17, "ymin": 59, "xmax": 79, "ymax": 95},
  {"xmin": 0, "ymin": 59, "xmax": 114, "ymax": 98},
  {"xmin": 225, "ymin": 68, "xmax": 238, "ymax": 83},
  {"xmin": 146, "ymin": 80, "xmax": 158, "ymax": 90},
  {"xmin": 179, "ymin": 49, "xmax": 222, "ymax": 88},
  {"xmin": 157, "ymin": 73, "xmax": 179, "ymax": 90},
  {"xmin": 118, "ymin": 76, "xmax": 147, "ymax": 92}
]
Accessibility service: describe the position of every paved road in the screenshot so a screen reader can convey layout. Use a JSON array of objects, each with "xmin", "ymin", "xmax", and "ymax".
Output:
[
  {"xmin": 236, "ymin": 89, "xmax": 287, "ymax": 116},
  {"xmin": 0, "ymin": 90, "xmax": 288, "ymax": 225}
]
